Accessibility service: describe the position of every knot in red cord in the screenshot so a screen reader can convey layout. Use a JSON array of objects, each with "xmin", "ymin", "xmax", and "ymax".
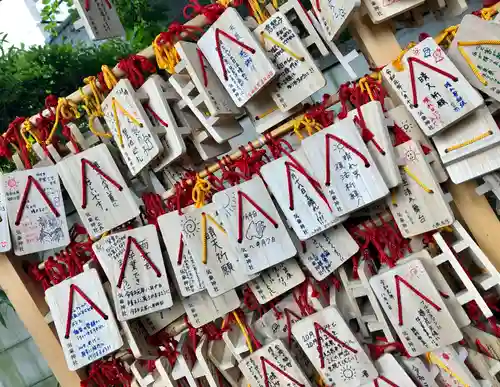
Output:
[
  {"xmin": 183, "ymin": 0, "xmax": 226, "ymax": 23},
  {"xmin": 27, "ymin": 262, "xmax": 51, "ymax": 291},
  {"xmin": 45, "ymin": 94, "xmax": 58, "ymax": 110},
  {"xmin": 169, "ymin": 22, "xmax": 204, "ymax": 42},
  {"xmin": 391, "ymin": 123, "xmax": 412, "ymax": 147},
  {"xmin": 44, "ymin": 256, "xmax": 68, "ymax": 285},
  {"xmin": 117, "ymin": 55, "xmax": 156, "ymax": 89},
  {"xmin": 305, "ymin": 94, "xmax": 335, "ymax": 128},
  {"xmin": 142, "ymin": 192, "xmax": 166, "ymax": 226}
]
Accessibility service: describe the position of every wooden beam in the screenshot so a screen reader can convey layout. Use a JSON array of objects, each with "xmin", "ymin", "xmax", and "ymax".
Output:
[
  {"xmin": 448, "ymin": 181, "xmax": 500, "ymax": 271},
  {"xmin": 349, "ymin": 13, "xmax": 401, "ymax": 68},
  {"xmin": 0, "ymin": 254, "xmax": 84, "ymax": 387}
]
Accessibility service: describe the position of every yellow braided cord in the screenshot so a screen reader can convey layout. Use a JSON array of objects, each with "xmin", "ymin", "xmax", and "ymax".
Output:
[
  {"xmin": 392, "ymin": 42, "xmax": 416, "ymax": 71},
  {"xmin": 271, "ymin": 0, "xmax": 278, "ymax": 8},
  {"xmin": 457, "ymin": 40, "xmax": 500, "ymax": 86},
  {"xmin": 359, "ymin": 77, "xmax": 375, "ymax": 101},
  {"xmin": 46, "ymin": 98, "xmax": 80, "ymax": 144},
  {"xmin": 293, "ymin": 117, "xmax": 322, "ymax": 140},
  {"xmin": 255, "ymin": 107, "xmax": 277, "ymax": 120},
  {"xmin": 248, "ymin": 0, "xmax": 269, "ymax": 24},
  {"xmin": 101, "ymin": 65, "xmax": 117, "ymax": 90},
  {"xmin": 481, "ymin": 5, "xmax": 498, "ymax": 20},
  {"xmin": 434, "ymin": 25, "xmax": 458, "ymax": 47},
  {"xmin": 426, "ymin": 352, "xmax": 470, "ymax": 387},
  {"xmin": 445, "ymin": 130, "xmax": 493, "ymax": 153},
  {"xmin": 260, "ymin": 32, "xmax": 305, "ymax": 61},
  {"xmin": 201, "ymin": 213, "xmax": 208, "ymax": 264},
  {"xmin": 403, "ymin": 166, "xmax": 434, "ymax": 194},
  {"xmin": 201, "ymin": 212, "xmax": 226, "ymax": 264},
  {"xmin": 192, "ymin": 176, "xmax": 211, "ymax": 208},
  {"xmin": 232, "ymin": 312, "xmax": 253, "ymax": 353},
  {"xmin": 153, "ymin": 35, "xmax": 180, "ymax": 74},
  {"xmin": 111, "ymin": 98, "xmax": 143, "ymax": 147},
  {"xmin": 20, "ymin": 120, "xmax": 37, "ymax": 150},
  {"xmin": 84, "ymin": 76, "xmax": 104, "ymax": 106},
  {"xmin": 391, "ymin": 188, "xmax": 398, "ymax": 207},
  {"xmin": 217, "ymin": 0, "xmax": 232, "ymax": 7},
  {"xmin": 80, "ymin": 80, "xmax": 112, "ymax": 139}
]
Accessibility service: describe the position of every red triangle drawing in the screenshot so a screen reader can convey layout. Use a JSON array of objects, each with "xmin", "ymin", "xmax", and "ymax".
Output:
[
  {"xmin": 81, "ymin": 158, "xmax": 123, "ymax": 209},
  {"xmin": 117, "ymin": 236, "xmax": 161, "ymax": 288},
  {"xmin": 15, "ymin": 175, "xmax": 60, "ymax": 226},
  {"xmin": 260, "ymin": 355, "xmax": 305, "ymax": 387},
  {"xmin": 394, "ymin": 274, "xmax": 441, "ymax": 326},
  {"xmin": 285, "ymin": 160, "xmax": 331, "ymax": 212},
  {"xmin": 314, "ymin": 322, "xmax": 358, "ymax": 369},
  {"xmin": 64, "ymin": 284, "xmax": 108, "ymax": 339},
  {"xmin": 215, "ymin": 28, "xmax": 256, "ymax": 81},
  {"xmin": 407, "ymin": 56, "xmax": 458, "ymax": 107},
  {"xmin": 237, "ymin": 190, "xmax": 278, "ymax": 243},
  {"xmin": 325, "ymin": 133, "xmax": 370, "ymax": 186}
]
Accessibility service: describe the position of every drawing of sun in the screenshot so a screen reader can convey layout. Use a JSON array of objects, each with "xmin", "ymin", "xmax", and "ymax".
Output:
[
  {"xmin": 340, "ymin": 364, "xmax": 357, "ymax": 382},
  {"xmin": 405, "ymin": 147, "xmax": 418, "ymax": 162},
  {"xmin": 181, "ymin": 216, "xmax": 199, "ymax": 239}
]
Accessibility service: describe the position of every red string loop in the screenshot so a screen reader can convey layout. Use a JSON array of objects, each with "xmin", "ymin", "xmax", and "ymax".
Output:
[
  {"xmin": 215, "ymin": 28, "xmax": 256, "ymax": 81},
  {"xmin": 15, "ymin": 175, "xmax": 60, "ymax": 226},
  {"xmin": 237, "ymin": 190, "xmax": 278, "ymax": 243},
  {"xmin": 407, "ymin": 56, "xmax": 458, "ymax": 107},
  {"xmin": 325, "ymin": 133, "xmax": 370, "ymax": 186},
  {"xmin": 117, "ymin": 55, "xmax": 157, "ymax": 89},
  {"xmin": 117, "ymin": 236, "xmax": 162, "ymax": 288},
  {"xmin": 81, "ymin": 158, "xmax": 123, "ymax": 209},
  {"xmin": 65, "ymin": 284, "xmax": 108, "ymax": 339},
  {"xmin": 183, "ymin": 0, "xmax": 226, "ymax": 23}
]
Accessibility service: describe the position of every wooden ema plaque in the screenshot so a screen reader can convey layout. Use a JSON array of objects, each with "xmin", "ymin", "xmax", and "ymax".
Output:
[
  {"xmin": 157, "ymin": 210, "xmax": 205, "ymax": 297},
  {"xmin": 295, "ymin": 224, "xmax": 358, "ymax": 281},
  {"xmin": 182, "ymin": 290, "xmax": 240, "ymax": 328},
  {"xmin": 254, "ymin": 13, "xmax": 326, "ymax": 112},
  {"xmin": 347, "ymin": 100, "xmax": 401, "ymax": 188},
  {"xmin": 261, "ymin": 149, "xmax": 343, "ymax": 240},
  {"xmin": 245, "ymin": 91, "xmax": 300, "ymax": 133},
  {"xmin": 388, "ymin": 140, "xmax": 454, "ymax": 238},
  {"xmin": 383, "ymin": 37, "xmax": 484, "ymax": 136},
  {"xmin": 370, "ymin": 354, "xmax": 418, "ymax": 386},
  {"xmin": 92, "ymin": 225, "xmax": 172, "ymax": 321},
  {"xmin": 180, "ymin": 202, "xmax": 256, "ymax": 297},
  {"xmin": 278, "ymin": 0, "xmax": 329, "ymax": 59},
  {"xmin": 399, "ymin": 250, "xmax": 470, "ymax": 328},
  {"xmin": 292, "ymin": 306, "xmax": 378, "ymax": 386},
  {"xmin": 46, "ymin": 269, "xmax": 123, "ymax": 370},
  {"xmin": 102, "ymin": 79, "xmax": 163, "ymax": 176},
  {"xmin": 73, "ymin": 0, "xmax": 125, "ymax": 41},
  {"xmin": 369, "ymin": 260, "xmax": 462, "ymax": 356},
  {"xmin": 448, "ymin": 15, "xmax": 500, "ymax": 104},
  {"xmin": 386, "ymin": 105, "xmax": 448, "ymax": 183},
  {"xmin": 362, "ymin": 0, "xmax": 425, "ymax": 24},
  {"xmin": 3, "ymin": 166, "xmax": 70, "ymax": 255},
  {"xmin": 313, "ymin": 0, "xmax": 360, "ymax": 40},
  {"xmin": 302, "ymin": 118, "xmax": 389, "ymax": 217},
  {"xmin": 248, "ymin": 259, "xmax": 305, "ymax": 304},
  {"xmin": 433, "ymin": 106, "xmax": 500, "ymax": 166},
  {"xmin": 138, "ymin": 75, "xmax": 186, "ymax": 169},
  {"xmin": 172, "ymin": 41, "xmax": 241, "ymax": 117},
  {"xmin": 197, "ymin": 8, "xmax": 277, "ymax": 107},
  {"xmin": 57, "ymin": 144, "xmax": 140, "ymax": 239},
  {"xmin": 212, "ymin": 177, "xmax": 297, "ymax": 275},
  {"xmin": 239, "ymin": 340, "xmax": 312, "ymax": 387}
]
